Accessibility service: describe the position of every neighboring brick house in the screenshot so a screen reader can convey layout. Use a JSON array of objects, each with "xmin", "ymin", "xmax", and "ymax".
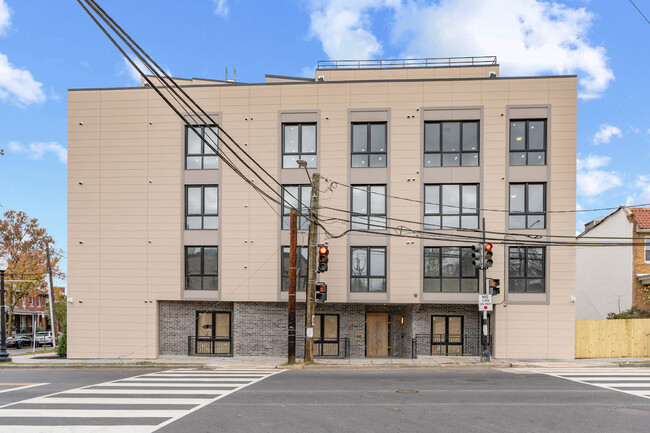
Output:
[
  {"xmin": 13, "ymin": 293, "xmax": 49, "ymax": 334},
  {"xmin": 629, "ymin": 208, "xmax": 650, "ymax": 311},
  {"xmin": 576, "ymin": 207, "xmax": 650, "ymax": 319}
]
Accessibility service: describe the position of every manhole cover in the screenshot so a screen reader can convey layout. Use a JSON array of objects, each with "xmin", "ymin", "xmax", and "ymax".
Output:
[
  {"xmin": 396, "ymin": 389, "xmax": 419, "ymax": 394},
  {"xmin": 465, "ymin": 378, "xmax": 487, "ymax": 383},
  {"xmin": 613, "ymin": 407, "xmax": 650, "ymax": 416}
]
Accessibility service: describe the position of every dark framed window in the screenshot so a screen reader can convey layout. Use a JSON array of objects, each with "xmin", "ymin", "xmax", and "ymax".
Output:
[
  {"xmin": 186, "ymin": 186, "xmax": 218, "ymax": 230},
  {"xmin": 351, "ymin": 122, "xmax": 387, "ymax": 167},
  {"xmin": 186, "ymin": 125, "xmax": 219, "ymax": 170},
  {"xmin": 351, "ymin": 247, "xmax": 386, "ymax": 292},
  {"xmin": 431, "ymin": 315, "xmax": 464, "ymax": 356},
  {"xmin": 185, "ymin": 246, "xmax": 218, "ymax": 290},
  {"xmin": 424, "ymin": 247, "xmax": 479, "ymax": 293},
  {"xmin": 351, "ymin": 185, "xmax": 387, "ymax": 230},
  {"xmin": 645, "ymin": 237, "xmax": 650, "ymax": 263},
  {"xmin": 281, "ymin": 246, "xmax": 308, "ymax": 292},
  {"xmin": 509, "ymin": 183, "xmax": 546, "ymax": 229},
  {"xmin": 314, "ymin": 314, "xmax": 340, "ymax": 357},
  {"xmin": 424, "ymin": 184, "xmax": 479, "ymax": 230},
  {"xmin": 281, "ymin": 185, "xmax": 311, "ymax": 230},
  {"xmin": 283, "ymin": 123, "xmax": 317, "ymax": 168},
  {"xmin": 509, "ymin": 120, "xmax": 546, "ymax": 165},
  {"xmin": 509, "ymin": 247, "xmax": 545, "ymax": 293},
  {"xmin": 424, "ymin": 121, "xmax": 479, "ymax": 167}
]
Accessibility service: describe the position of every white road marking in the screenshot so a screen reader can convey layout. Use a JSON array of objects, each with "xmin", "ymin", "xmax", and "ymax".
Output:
[
  {"xmin": 531, "ymin": 367, "xmax": 650, "ymax": 401},
  {"xmin": 0, "ymin": 383, "xmax": 48, "ymax": 394},
  {"xmin": 0, "ymin": 368, "xmax": 285, "ymax": 432}
]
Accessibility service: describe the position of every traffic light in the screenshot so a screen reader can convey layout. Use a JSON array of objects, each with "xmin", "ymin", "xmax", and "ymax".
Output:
[
  {"xmin": 471, "ymin": 244, "xmax": 483, "ymax": 269},
  {"xmin": 316, "ymin": 282, "xmax": 327, "ymax": 301},
  {"xmin": 317, "ymin": 244, "xmax": 329, "ymax": 273},
  {"xmin": 489, "ymin": 278, "xmax": 500, "ymax": 295},
  {"xmin": 484, "ymin": 243, "xmax": 494, "ymax": 269}
]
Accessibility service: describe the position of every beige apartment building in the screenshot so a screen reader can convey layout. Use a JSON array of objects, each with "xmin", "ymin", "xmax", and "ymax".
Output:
[{"xmin": 67, "ymin": 57, "xmax": 576, "ymax": 360}]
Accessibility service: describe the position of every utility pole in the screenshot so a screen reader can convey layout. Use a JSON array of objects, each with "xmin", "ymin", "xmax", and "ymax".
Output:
[
  {"xmin": 287, "ymin": 208, "xmax": 297, "ymax": 363},
  {"xmin": 304, "ymin": 172, "xmax": 320, "ymax": 363},
  {"xmin": 480, "ymin": 217, "xmax": 490, "ymax": 362},
  {"xmin": 45, "ymin": 241, "xmax": 57, "ymax": 348}
]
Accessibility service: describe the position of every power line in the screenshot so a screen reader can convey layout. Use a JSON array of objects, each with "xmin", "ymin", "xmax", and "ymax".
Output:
[
  {"xmin": 80, "ymin": 0, "xmax": 312, "ymax": 219},
  {"xmin": 323, "ymin": 177, "xmax": 650, "ymax": 215},
  {"xmin": 630, "ymin": 0, "xmax": 650, "ymax": 24},
  {"xmin": 315, "ymin": 214, "xmax": 650, "ymax": 247}
]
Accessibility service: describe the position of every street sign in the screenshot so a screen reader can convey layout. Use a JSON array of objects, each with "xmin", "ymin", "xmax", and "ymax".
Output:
[{"xmin": 478, "ymin": 294, "xmax": 493, "ymax": 311}]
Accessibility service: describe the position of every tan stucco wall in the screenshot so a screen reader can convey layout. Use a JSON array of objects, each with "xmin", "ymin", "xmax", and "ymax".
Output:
[{"xmin": 68, "ymin": 71, "xmax": 576, "ymax": 359}]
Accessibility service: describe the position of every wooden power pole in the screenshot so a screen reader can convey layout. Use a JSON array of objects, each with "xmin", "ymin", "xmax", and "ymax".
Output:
[
  {"xmin": 45, "ymin": 241, "xmax": 57, "ymax": 348},
  {"xmin": 304, "ymin": 173, "xmax": 320, "ymax": 363},
  {"xmin": 287, "ymin": 208, "xmax": 298, "ymax": 363}
]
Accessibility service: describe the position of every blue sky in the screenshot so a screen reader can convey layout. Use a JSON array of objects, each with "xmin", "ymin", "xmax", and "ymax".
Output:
[{"xmin": 0, "ymin": 0, "xmax": 649, "ymax": 287}]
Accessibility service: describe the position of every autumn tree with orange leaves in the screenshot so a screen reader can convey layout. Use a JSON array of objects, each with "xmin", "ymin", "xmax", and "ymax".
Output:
[{"xmin": 0, "ymin": 210, "xmax": 65, "ymax": 336}]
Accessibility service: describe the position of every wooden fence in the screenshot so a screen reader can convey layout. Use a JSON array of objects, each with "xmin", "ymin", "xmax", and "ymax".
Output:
[{"xmin": 575, "ymin": 319, "xmax": 650, "ymax": 358}]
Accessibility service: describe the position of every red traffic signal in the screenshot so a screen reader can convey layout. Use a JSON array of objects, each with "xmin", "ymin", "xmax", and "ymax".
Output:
[
  {"xmin": 318, "ymin": 244, "xmax": 329, "ymax": 272},
  {"xmin": 316, "ymin": 282, "xmax": 327, "ymax": 301},
  {"xmin": 485, "ymin": 243, "xmax": 493, "ymax": 251}
]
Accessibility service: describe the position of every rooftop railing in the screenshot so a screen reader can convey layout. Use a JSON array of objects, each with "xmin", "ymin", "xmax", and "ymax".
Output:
[{"xmin": 317, "ymin": 56, "xmax": 497, "ymax": 70}]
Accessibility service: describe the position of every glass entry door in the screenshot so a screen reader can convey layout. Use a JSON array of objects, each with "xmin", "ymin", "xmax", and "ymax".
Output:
[
  {"xmin": 314, "ymin": 314, "xmax": 339, "ymax": 356},
  {"xmin": 431, "ymin": 315, "xmax": 463, "ymax": 356},
  {"xmin": 196, "ymin": 311, "xmax": 231, "ymax": 355}
]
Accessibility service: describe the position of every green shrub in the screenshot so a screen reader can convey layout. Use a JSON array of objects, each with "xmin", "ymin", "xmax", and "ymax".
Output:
[
  {"xmin": 56, "ymin": 330, "xmax": 67, "ymax": 358},
  {"xmin": 607, "ymin": 307, "xmax": 650, "ymax": 319},
  {"xmin": 35, "ymin": 326, "xmax": 44, "ymax": 333}
]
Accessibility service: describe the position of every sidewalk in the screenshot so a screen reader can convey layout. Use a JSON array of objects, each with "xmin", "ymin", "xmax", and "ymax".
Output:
[{"xmin": 3, "ymin": 352, "xmax": 649, "ymax": 369}]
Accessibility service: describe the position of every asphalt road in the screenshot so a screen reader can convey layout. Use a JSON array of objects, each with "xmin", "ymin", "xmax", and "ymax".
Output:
[{"xmin": 0, "ymin": 367, "xmax": 648, "ymax": 433}]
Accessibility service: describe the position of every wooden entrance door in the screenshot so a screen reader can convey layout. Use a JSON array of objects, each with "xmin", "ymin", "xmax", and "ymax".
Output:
[{"xmin": 366, "ymin": 313, "xmax": 389, "ymax": 357}]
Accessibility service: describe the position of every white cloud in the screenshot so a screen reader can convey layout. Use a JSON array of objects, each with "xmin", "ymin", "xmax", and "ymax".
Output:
[
  {"xmin": 307, "ymin": 0, "xmax": 399, "ymax": 60},
  {"xmin": 306, "ymin": 0, "xmax": 614, "ymax": 99},
  {"xmin": 592, "ymin": 123, "xmax": 622, "ymax": 145},
  {"xmin": 647, "ymin": 128, "xmax": 650, "ymax": 135},
  {"xmin": 576, "ymin": 154, "xmax": 610, "ymax": 171},
  {"xmin": 120, "ymin": 57, "xmax": 147, "ymax": 85},
  {"xmin": 576, "ymin": 154, "xmax": 622, "ymax": 197},
  {"xmin": 0, "ymin": 53, "xmax": 46, "ymax": 106},
  {"xmin": 7, "ymin": 141, "xmax": 67, "ymax": 164},
  {"xmin": 626, "ymin": 175, "xmax": 650, "ymax": 206},
  {"xmin": 0, "ymin": 0, "xmax": 10, "ymax": 35},
  {"xmin": 0, "ymin": 2, "xmax": 45, "ymax": 106},
  {"xmin": 212, "ymin": 0, "xmax": 229, "ymax": 17},
  {"xmin": 630, "ymin": 126, "xmax": 641, "ymax": 134}
]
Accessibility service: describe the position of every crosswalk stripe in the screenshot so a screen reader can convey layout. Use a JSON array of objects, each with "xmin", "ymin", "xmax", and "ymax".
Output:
[
  {"xmin": 26, "ymin": 397, "xmax": 212, "ymax": 405},
  {"xmin": 0, "ymin": 426, "xmax": 154, "ymax": 433},
  {"xmin": 532, "ymin": 368, "xmax": 650, "ymax": 401},
  {"xmin": 0, "ymin": 409, "xmax": 186, "ymax": 418},
  {"xmin": 0, "ymin": 368, "xmax": 286, "ymax": 432}
]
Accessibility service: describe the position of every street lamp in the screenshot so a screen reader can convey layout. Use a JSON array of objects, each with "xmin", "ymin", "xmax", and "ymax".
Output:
[{"xmin": 0, "ymin": 257, "xmax": 11, "ymax": 362}]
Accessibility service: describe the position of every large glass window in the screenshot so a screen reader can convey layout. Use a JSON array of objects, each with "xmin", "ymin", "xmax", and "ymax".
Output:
[
  {"xmin": 281, "ymin": 246, "xmax": 308, "ymax": 292},
  {"xmin": 424, "ymin": 247, "xmax": 479, "ymax": 293},
  {"xmin": 186, "ymin": 186, "xmax": 219, "ymax": 230},
  {"xmin": 281, "ymin": 185, "xmax": 312, "ymax": 230},
  {"xmin": 509, "ymin": 247, "xmax": 545, "ymax": 293},
  {"xmin": 424, "ymin": 184, "xmax": 479, "ymax": 230},
  {"xmin": 509, "ymin": 120, "xmax": 546, "ymax": 166},
  {"xmin": 186, "ymin": 125, "xmax": 219, "ymax": 170},
  {"xmin": 424, "ymin": 121, "xmax": 479, "ymax": 167},
  {"xmin": 350, "ymin": 247, "xmax": 386, "ymax": 292},
  {"xmin": 645, "ymin": 237, "xmax": 650, "ymax": 263},
  {"xmin": 351, "ymin": 122, "xmax": 387, "ymax": 167},
  {"xmin": 185, "ymin": 246, "xmax": 218, "ymax": 290},
  {"xmin": 509, "ymin": 183, "xmax": 546, "ymax": 229},
  {"xmin": 351, "ymin": 185, "xmax": 387, "ymax": 230},
  {"xmin": 283, "ymin": 123, "xmax": 317, "ymax": 168}
]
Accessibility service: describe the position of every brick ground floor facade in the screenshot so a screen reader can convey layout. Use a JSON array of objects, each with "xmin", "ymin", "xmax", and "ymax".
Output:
[{"xmin": 159, "ymin": 301, "xmax": 493, "ymax": 358}]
